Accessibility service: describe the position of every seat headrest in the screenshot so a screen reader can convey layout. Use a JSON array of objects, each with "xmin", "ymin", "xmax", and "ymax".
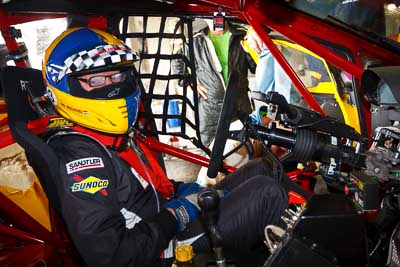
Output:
[
  {"xmin": 1, "ymin": 66, "xmax": 45, "ymax": 125},
  {"xmin": 1, "ymin": 66, "xmax": 61, "ymax": 212}
]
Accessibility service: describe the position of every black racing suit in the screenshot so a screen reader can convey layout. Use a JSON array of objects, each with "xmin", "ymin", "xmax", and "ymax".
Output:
[
  {"xmin": 48, "ymin": 131, "xmax": 308, "ymax": 267},
  {"xmin": 48, "ymin": 132, "xmax": 176, "ymax": 266}
]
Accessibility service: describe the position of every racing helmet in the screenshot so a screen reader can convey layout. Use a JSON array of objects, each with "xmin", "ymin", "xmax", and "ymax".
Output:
[{"xmin": 43, "ymin": 27, "xmax": 141, "ymax": 134}]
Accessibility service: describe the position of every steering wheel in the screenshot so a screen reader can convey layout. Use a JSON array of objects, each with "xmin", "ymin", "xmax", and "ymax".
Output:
[{"xmin": 207, "ymin": 70, "xmax": 240, "ymax": 178}]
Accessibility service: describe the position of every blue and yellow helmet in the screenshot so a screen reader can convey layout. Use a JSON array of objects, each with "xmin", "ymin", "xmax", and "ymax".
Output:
[{"xmin": 43, "ymin": 27, "xmax": 141, "ymax": 134}]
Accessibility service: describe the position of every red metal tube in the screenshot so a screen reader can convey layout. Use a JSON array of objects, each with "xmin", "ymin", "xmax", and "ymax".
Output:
[
  {"xmin": 0, "ymin": 193, "xmax": 52, "ymax": 242},
  {"xmin": 143, "ymin": 137, "xmax": 237, "ymax": 173},
  {"xmin": 0, "ymin": 223, "xmax": 45, "ymax": 244},
  {"xmin": 242, "ymin": 2, "xmax": 400, "ymax": 79},
  {"xmin": 247, "ymin": 21, "xmax": 324, "ymax": 114},
  {"xmin": 0, "ymin": 117, "xmax": 8, "ymax": 128},
  {"xmin": 0, "ymin": 130, "xmax": 16, "ymax": 149},
  {"xmin": 0, "ymin": 9, "xmax": 29, "ymax": 67}
]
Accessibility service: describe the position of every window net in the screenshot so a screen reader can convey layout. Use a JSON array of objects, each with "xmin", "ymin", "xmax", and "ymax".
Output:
[{"xmin": 118, "ymin": 16, "xmax": 208, "ymax": 153}]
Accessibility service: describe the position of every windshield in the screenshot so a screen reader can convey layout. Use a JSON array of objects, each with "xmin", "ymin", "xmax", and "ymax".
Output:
[{"xmin": 285, "ymin": 0, "xmax": 400, "ymax": 49}]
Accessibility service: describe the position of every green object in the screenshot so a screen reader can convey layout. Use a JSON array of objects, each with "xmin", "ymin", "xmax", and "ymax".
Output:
[{"xmin": 209, "ymin": 28, "xmax": 231, "ymax": 84}]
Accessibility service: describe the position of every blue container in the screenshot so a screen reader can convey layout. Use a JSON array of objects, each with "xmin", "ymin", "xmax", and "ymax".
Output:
[{"xmin": 167, "ymin": 99, "xmax": 181, "ymax": 128}]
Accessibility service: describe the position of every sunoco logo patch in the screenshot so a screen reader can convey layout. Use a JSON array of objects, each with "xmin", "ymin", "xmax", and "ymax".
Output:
[
  {"xmin": 66, "ymin": 157, "xmax": 104, "ymax": 174},
  {"xmin": 71, "ymin": 175, "xmax": 109, "ymax": 196}
]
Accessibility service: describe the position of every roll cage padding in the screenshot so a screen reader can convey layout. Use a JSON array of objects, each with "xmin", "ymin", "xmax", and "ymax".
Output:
[{"xmin": 2, "ymin": 66, "xmax": 61, "ymax": 212}]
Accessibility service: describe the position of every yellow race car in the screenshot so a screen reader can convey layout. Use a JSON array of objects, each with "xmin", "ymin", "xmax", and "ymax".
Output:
[{"xmin": 243, "ymin": 35, "xmax": 361, "ymax": 133}]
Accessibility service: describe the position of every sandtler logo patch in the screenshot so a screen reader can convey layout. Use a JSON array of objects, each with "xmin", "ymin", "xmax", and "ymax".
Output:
[{"xmin": 66, "ymin": 157, "xmax": 104, "ymax": 174}]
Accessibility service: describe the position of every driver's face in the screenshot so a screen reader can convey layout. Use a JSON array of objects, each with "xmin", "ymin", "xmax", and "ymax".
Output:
[{"xmin": 77, "ymin": 70, "xmax": 122, "ymax": 91}]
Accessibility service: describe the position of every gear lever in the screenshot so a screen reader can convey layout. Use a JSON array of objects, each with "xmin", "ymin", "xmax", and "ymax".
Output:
[{"xmin": 198, "ymin": 188, "xmax": 226, "ymax": 267}]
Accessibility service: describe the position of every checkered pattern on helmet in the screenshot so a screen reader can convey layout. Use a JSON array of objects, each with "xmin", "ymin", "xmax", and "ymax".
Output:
[{"xmin": 56, "ymin": 44, "xmax": 138, "ymax": 82}]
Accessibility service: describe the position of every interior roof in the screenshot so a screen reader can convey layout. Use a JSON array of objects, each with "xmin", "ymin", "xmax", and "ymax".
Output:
[{"xmin": 1, "ymin": 0, "xmax": 179, "ymax": 16}]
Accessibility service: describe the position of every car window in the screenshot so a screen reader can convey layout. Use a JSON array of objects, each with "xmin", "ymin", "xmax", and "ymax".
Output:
[
  {"xmin": 269, "ymin": 39, "xmax": 360, "ymax": 132},
  {"xmin": 276, "ymin": 41, "xmax": 332, "ymax": 89}
]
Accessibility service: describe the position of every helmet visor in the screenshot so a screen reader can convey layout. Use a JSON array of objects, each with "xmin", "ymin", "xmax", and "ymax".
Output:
[{"xmin": 67, "ymin": 68, "xmax": 140, "ymax": 100}]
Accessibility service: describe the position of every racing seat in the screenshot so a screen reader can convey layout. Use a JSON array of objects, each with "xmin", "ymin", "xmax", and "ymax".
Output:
[
  {"xmin": 2, "ymin": 66, "xmax": 227, "ymax": 267},
  {"xmin": 2, "ymin": 66, "xmax": 61, "ymax": 212}
]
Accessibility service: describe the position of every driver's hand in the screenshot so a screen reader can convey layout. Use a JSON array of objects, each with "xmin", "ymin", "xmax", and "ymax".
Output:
[
  {"xmin": 163, "ymin": 194, "xmax": 200, "ymax": 231},
  {"xmin": 197, "ymin": 84, "xmax": 208, "ymax": 100}
]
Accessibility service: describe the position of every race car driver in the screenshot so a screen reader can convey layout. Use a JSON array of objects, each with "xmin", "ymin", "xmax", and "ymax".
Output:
[{"xmin": 42, "ymin": 27, "xmax": 307, "ymax": 267}]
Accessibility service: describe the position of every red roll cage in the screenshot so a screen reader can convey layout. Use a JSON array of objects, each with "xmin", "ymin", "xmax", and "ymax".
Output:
[{"xmin": 0, "ymin": 1, "xmax": 399, "ymax": 265}]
